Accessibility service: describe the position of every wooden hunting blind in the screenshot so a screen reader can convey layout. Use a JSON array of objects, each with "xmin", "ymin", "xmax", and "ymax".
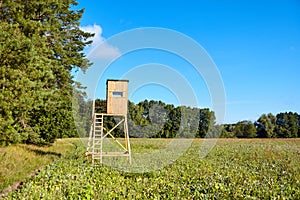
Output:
[
  {"xmin": 86, "ymin": 79, "xmax": 131, "ymax": 164},
  {"xmin": 106, "ymin": 79, "xmax": 129, "ymax": 115}
]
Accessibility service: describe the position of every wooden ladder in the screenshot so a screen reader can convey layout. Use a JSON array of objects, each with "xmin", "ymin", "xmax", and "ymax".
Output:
[
  {"xmin": 92, "ymin": 114, "xmax": 104, "ymax": 164},
  {"xmin": 87, "ymin": 113, "xmax": 131, "ymax": 165}
]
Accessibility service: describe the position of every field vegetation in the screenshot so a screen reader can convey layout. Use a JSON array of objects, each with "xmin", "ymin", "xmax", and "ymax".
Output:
[{"xmin": 2, "ymin": 138, "xmax": 300, "ymax": 199}]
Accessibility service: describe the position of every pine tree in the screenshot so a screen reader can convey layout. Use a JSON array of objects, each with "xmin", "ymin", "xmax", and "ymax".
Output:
[{"xmin": 0, "ymin": 0, "xmax": 93, "ymax": 145}]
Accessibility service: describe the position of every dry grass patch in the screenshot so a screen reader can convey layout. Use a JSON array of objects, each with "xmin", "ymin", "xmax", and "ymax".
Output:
[{"xmin": 0, "ymin": 138, "xmax": 80, "ymax": 193}]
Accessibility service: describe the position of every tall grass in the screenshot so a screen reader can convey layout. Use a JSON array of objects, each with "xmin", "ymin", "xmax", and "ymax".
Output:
[{"xmin": 0, "ymin": 138, "xmax": 80, "ymax": 193}]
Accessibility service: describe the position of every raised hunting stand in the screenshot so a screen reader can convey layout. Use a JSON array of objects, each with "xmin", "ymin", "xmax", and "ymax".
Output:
[{"xmin": 86, "ymin": 79, "xmax": 131, "ymax": 164}]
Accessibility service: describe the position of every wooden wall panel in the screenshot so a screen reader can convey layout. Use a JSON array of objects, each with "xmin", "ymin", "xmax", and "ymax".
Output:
[{"xmin": 106, "ymin": 80, "xmax": 129, "ymax": 115}]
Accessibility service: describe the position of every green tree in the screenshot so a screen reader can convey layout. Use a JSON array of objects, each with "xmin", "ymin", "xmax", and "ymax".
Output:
[
  {"xmin": 197, "ymin": 108, "xmax": 216, "ymax": 138},
  {"xmin": 234, "ymin": 120, "xmax": 257, "ymax": 138},
  {"xmin": 275, "ymin": 112, "xmax": 298, "ymax": 138},
  {"xmin": 221, "ymin": 124, "xmax": 236, "ymax": 138},
  {"xmin": 164, "ymin": 106, "xmax": 181, "ymax": 138},
  {"xmin": 161, "ymin": 104, "xmax": 176, "ymax": 138},
  {"xmin": 255, "ymin": 113, "xmax": 276, "ymax": 138},
  {"xmin": 0, "ymin": 21, "xmax": 55, "ymax": 145},
  {"xmin": 298, "ymin": 114, "xmax": 300, "ymax": 137},
  {"xmin": 0, "ymin": 0, "xmax": 93, "ymax": 145},
  {"xmin": 176, "ymin": 106, "xmax": 199, "ymax": 138}
]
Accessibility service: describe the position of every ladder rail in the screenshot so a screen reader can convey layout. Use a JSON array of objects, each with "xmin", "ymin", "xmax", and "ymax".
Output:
[
  {"xmin": 100, "ymin": 114, "xmax": 103, "ymax": 163},
  {"xmin": 86, "ymin": 114, "xmax": 94, "ymax": 156}
]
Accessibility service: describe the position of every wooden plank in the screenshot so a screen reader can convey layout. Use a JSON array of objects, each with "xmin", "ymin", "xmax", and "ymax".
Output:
[{"xmin": 93, "ymin": 152, "xmax": 130, "ymax": 157}]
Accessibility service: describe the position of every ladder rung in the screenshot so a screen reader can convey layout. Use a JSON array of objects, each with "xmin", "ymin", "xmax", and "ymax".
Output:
[{"xmin": 93, "ymin": 152, "xmax": 130, "ymax": 156}]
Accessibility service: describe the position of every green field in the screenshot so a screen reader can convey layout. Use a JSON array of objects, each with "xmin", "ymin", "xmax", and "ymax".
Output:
[{"xmin": 2, "ymin": 138, "xmax": 300, "ymax": 199}]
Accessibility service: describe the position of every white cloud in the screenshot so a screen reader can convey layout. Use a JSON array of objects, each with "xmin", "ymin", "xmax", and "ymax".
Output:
[
  {"xmin": 80, "ymin": 24, "xmax": 121, "ymax": 60},
  {"xmin": 80, "ymin": 24, "xmax": 103, "ymax": 45}
]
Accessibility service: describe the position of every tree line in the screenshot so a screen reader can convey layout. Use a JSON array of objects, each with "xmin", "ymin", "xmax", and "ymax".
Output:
[
  {"xmin": 93, "ymin": 99, "xmax": 300, "ymax": 139},
  {"xmin": 223, "ymin": 112, "xmax": 300, "ymax": 138}
]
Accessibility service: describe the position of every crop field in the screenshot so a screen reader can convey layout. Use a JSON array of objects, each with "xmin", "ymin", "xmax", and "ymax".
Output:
[{"xmin": 4, "ymin": 138, "xmax": 300, "ymax": 199}]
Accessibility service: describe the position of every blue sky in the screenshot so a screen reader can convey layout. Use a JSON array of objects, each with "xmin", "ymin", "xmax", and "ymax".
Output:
[{"xmin": 75, "ymin": 0, "xmax": 300, "ymax": 124}]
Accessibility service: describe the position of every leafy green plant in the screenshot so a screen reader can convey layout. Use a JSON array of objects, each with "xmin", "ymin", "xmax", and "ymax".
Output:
[{"xmin": 4, "ymin": 138, "xmax": 300, "ymax": 199}]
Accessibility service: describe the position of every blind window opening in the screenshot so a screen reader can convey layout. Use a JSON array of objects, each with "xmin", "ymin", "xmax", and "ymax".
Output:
[{"xmin": 112, "ymin": 91, "xmax": 123, "ymax": 97}]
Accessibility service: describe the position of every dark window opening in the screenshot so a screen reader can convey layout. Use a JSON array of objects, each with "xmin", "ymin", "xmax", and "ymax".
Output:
[{"xmin": 112, "ymin": 91, "xmax": 123, "ymax": 97}]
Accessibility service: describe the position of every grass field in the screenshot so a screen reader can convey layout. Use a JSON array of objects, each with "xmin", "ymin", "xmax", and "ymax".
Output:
[
  {"xmin": 2, "ymin": 138, "xmax": 300, "ymax": 199},
  {"xmin": 0, "ymin": 139, "xmax": 81, "ymax": 196}
]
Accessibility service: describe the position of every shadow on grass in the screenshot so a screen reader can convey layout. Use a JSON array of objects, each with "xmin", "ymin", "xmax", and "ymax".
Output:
[{"xmin": 21, "ymin": 146, "xmax": 62, "ymax": 157}]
